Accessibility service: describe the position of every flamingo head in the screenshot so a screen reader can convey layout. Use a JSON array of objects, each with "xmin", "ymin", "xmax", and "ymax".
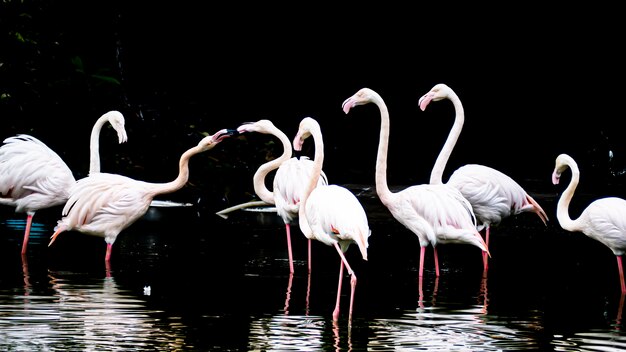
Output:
[
  {"xmin": 293, "ymin": 117, "xmax": 319, "ymax": 152},
  {"xmin": 553, "ymin": 153, "xmax": 576, "ymax": 185},
  {"xmin": 103, "ymin": 110, "xmax": 128, "ymax": 144},
  {"xmin": 341, "ymin": 88, "xmax": 379, "ymax": 114},
  {"xmin": 418, "ymin": 83, "xmax": 453, "ymax": 111},
  {"xmin": 236, "ymin": 119, "xmax": 277, "ymax": 134},
  {"xmin": 198, "ymin": 128, "xmax": 238, "ymax": 151}
]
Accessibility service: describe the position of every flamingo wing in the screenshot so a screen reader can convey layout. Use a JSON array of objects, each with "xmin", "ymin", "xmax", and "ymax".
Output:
[{"xmin": 580, "ymin": 197, "xmax": 626, "ymax": 256}]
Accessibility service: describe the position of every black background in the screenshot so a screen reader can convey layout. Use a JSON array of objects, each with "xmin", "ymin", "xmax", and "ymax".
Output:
[{"xmin": 2, "ymin": 2, "xmax": 625, "ymax": 209}]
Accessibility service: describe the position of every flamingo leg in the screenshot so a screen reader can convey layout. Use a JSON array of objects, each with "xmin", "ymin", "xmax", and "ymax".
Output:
[
  {"xmin": 308, "ymin": 239, "xmax": 312, "ymax": 273},
  {"xmin": 433, "ymin": 247, "xmax": 440, "ymax": 277},
  {"xmin": 21, "ymin": 212, "xmax": 34, "ymax": 255},
  {"xmin": 333, "ymin": 258, "xmax": 345, "ymax": 321},
  {"xmin": 483, "ymin": 227, "xmax": 491, "ymax": 271},
  {"xmin": 285, "ymin": 223, "xmax": 294, "ymax": 273},
  {"xmin": 419, "ymin": 246, "xmax": 426, "ymax": 277},
  {"xmin": 105, "ymin": 243, "xmax": 113, "ymax": 262},
  {"xmin": 333, "ymin": 242, "xmax": 357, "ymax": 322},
  {"xmin": 617, "ymin": 255, "xmax": 626, "ymax": 294}
]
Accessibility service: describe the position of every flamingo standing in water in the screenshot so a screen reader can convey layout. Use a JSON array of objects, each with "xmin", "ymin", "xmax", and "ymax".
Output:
[
  {"xmin": 342, "ymin": 88, "xmax": 488, "ymax": 278},
  {"xmin": 48, "ymin": 128, "xmax": 236, "ymax": 265},
  {"xmin": 418, "ymin": 83, "xmax": 548, "ymax": 269},
  {"xmin": 234, "ymin": 119, "xmax": 328, "ymax": 273},
  {"xmin": 552, "ymin": 153, "xmax": 626, "ymax": 293},
  {"xmin": 0, "ymin": 110, "xmax": 128, "ymax": 254},
  {"xmin": 293, "ymin": 117, "xmax": 370, "ymax": 322}
]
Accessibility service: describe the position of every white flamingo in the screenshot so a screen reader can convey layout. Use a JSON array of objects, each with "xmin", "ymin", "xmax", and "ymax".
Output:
[
  {"xmin": 342, "ymin": 87, "xmax": 488, "ymax": 278},
  {"xmin": 293, "ymin": 117, "xmax": 370, "ymax": 322},
  {"xmin": 235, "ymin": 119, "xmax": 328, "ymax": 273},
  {"xmin": 419, "ymin": 83, "xmax": 548, "ymax": 269},
  {"xmin": 0, "ymin": 110, "xmax": 127, "ymax": 254},
  {"xmin": 553, "ymin": 153, "xmax": 626, "ymax": 293}
]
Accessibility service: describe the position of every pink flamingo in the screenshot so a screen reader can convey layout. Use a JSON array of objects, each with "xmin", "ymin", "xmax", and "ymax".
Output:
[
  {"xmin": 552, "ymin": 153, "xmax": 626, "ymax": 293},
  {"xmin": 293, "ymin": 117, "xmax": 370, "ymax": 322},
  {"xmin": 0, "ymin": 111, "xmax": 128, "ymax": 254},
  {"xmin": 48, "ymin": 129, "xmax": 236, "ymax": 264},
  {"xmin": 236, "ymin": 119, "xmax": 328, "ymax": 273},
  {"xmin": 419, "ymin": 83, "xmax": 548, "ymax": 269},
  {"xmin": 342, "ymin": 88, "xmax": 488, "ymax": 278}
]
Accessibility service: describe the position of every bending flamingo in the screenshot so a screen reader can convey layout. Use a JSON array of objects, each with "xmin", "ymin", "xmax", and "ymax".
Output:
[
  {"xmin": 552, "ymin": 153, "xmax": 626, "ymax": 293},
  {"xmin": 48, "ymin": 129, "xmax": 236, "ymax": 264},
  {"xmin": 418, "ymin": 83, "xmax": 548, "ymax": 268},
  {"xmin": 235, "ymin": 119, "xmax": 328, "ymax": 273},
  {"xmin": 0, "ymin": 110, "xmax": 128, "ymax": 254},
  {"xmin": 342, "ymin": 88, "xmax": 488, "ymax": 278},
  {"xmin": 293, "ymin": 117, "xmax": 370, "ymax": 322}
]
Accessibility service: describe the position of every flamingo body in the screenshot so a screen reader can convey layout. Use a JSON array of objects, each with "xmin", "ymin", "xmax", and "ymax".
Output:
[{"xmin": 447, "ymin": 164, "xmax": 547, "ymax": 232}]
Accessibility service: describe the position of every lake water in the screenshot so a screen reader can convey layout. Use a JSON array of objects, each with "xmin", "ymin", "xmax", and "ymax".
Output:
[{"xmin": 2, "ymin": 184, "xmax": 626, "ymax": 351}]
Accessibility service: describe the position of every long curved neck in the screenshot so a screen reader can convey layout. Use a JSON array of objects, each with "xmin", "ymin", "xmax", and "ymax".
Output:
[
  {"xmin": 556, "ymin": 164, "xmax": 580, "ymax": 231},
  {"xmin": 253, "ymin": 128, "xmax": 293, "ymax": 204},
  {"xmin": 298, "ymin": 128, "xmax": 324, "ymax": 238},
  {"xmin": 148, "ymin": 145, "xmax": 203, "ymax": 196},
  {"xmin": 371, "ymin": 94, "xmax": 394, "ymax": 204},
  {"xmin": 430, "ymin": 90, "xmax": 464, "ymax": 185},
  {"xmin": 89, "ymin": 115, "xmax": 110, "ymax": 174}
]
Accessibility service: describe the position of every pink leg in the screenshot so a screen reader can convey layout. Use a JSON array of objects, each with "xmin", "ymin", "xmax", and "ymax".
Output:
[
  {"xmin": 434, "ymin": 247, "xmax": 440, "ymax": 277},
  {"xmin": 105, "ymin": 259, "xmax": 112, "ymax": 278},
  {"xmin": 482, "ymin": 227, "xmax": 490, "ymax": 271},
  {"xmin": 419, "ymin": 246, "xmax": 426, "ymax": 277},
  {"xmin": 21, "ymin": 212, "xmax": 34, "ymax": 255},
  {"xmin": 105, "ymin": 243, "xmax": 113, "ymax": 262},
  {"xmin": 333, "ymin": 259, "xmax": 345, "ymax": 321},
  {"xmin": 308, "ymin": 239, "xmax": 312, "ymax": 273},
  {"xmin": 333, "ymin": 243, "xmax": 357, "ymax": 322},
  {"xmin": 617, "ymin": 256, "xmax": 626, "ymax": 294},
  {"xmin": 285, "ymin": 224, "xmax": 294, "ymax": 273}
]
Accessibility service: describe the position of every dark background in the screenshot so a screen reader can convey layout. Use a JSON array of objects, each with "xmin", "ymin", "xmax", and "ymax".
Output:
[{"xmin": 2, "ymin": 1, "xmax": 625, "ymax": 211}]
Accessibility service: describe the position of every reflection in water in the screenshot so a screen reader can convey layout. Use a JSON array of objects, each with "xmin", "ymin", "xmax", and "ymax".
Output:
[
  {"xmin": 5, "ymin": 203, "xmax": 626, "ymax": 350},
  {"xmin": 248, "ymin": 314, "xmax": 325, "ymax": 351},
  {"xmin": 0, "ymin": 270, "xmax": 189, "ymax": 350}
]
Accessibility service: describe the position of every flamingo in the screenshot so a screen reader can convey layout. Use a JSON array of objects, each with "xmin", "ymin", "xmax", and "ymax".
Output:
[
  {"xmin": 293, "ymin": 117, "xmax": 370, "ymax": 322},
  {"xmin": 234, "ymin": 119, "xmax": 328, "ymax": 273},
  {"xmin": 48, "ymin": 128, "xmax": 236, "ymax": 264},
  {"xmin": 342, "ymin": 88, "xmax": 489, "ymax": 278},
  {"xmin": 418, "ymin": 83, "xmax": 548, "ymax": 269},
  {"xmin": 0, "ymin": 110, "xmax": 128, "ymax": 254},
  {"xmin": 552, "ymin": 153, "xmax": 626, "ymax": 293}
]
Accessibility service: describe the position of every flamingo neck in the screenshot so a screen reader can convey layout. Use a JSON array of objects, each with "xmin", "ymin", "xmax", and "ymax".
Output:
[
  {"xmin": 89, "ymin": 114, "xmax": 109, "ymax": 174},
  {"xmin": 149, "ymin": 145, "xmax": 202, "ymax": 196},
  {"xmin": 430, "ymin": 90, "xmax": 464, "ymax": 185},
  {"xmin": 253, "ymin": 127, "xmax": 293, "ymax": 204},
  {"xmin": 371, "ymin": 93, "xmax": 394, "ymax": 205},
  {"xmin": 298, "ymin": 127, "xmax": 324, "ymax": 239},
  {"xmin": 556, "ymin": 164, "xmax": 580, "ymax": 231}
]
